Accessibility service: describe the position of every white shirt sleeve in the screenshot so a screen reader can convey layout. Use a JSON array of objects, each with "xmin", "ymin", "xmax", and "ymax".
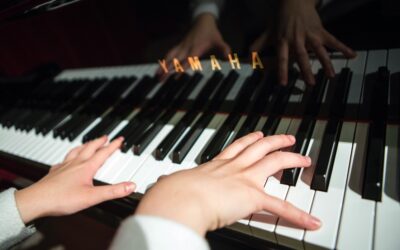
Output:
[
  {"xmin": 110, "ymin": 215, "xmax": 210, "ymax": 250},
  {"xmin": 0, "ymin": 188, "xmax": 36, "ymax": 249},
  {"xmin": 191, "ymin": 0, "xmax": 225, "ymax": 20}
]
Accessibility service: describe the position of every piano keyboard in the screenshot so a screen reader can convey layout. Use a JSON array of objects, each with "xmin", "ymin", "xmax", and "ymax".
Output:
[{"xmin": 0, "ymin": 49, "xmax": 399, "ymax": 250}]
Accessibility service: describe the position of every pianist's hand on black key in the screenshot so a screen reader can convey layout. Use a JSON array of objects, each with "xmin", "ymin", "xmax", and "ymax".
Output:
[{"xmin": 136, "ymin": 132, "xmax": 321, "ymax": 236}]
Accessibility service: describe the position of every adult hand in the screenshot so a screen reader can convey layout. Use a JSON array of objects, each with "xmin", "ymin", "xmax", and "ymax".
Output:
[
  {"xmin": 136, "ymin": 132, "xmax": 321, "ymax": 236},
  {"xmin": 251, "ymin": 0, "xmax": 356, "ymax": 85},
  {"xmin": 15, "ymin": 136, "xmax": 135, "ymax": 224}
]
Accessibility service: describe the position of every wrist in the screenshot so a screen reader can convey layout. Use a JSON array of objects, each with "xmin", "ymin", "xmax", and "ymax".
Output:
[
  {"xmin": 135, "ymin": 180, "xmax": 212, "ymax": 236},
  {"xmin": 15, "ymin": 185, "xmax": 48, "ymax": 224},
  {"xmin": 136, "ymin": 198, "xmax": 209, "ymax": 236},
  {"xmin": 194, "ymin": 13, "xmax": 217, "ymax": 27}
]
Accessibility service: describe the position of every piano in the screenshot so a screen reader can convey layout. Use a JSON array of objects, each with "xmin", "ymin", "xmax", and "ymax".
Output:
[{"xmin": 0, "ymin": 49, "xmax": 399, "ymax": 250}]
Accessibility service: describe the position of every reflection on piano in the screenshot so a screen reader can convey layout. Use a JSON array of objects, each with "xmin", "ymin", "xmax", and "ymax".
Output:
[{"xmin": 0, "ymin": 49, "xmax": 399, "ymax": 250}]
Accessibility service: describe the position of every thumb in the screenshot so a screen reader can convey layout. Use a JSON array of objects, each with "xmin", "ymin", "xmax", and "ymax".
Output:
[{"xmin": 89, "ymin": 182, "xmax": 136, "ymax": 205}]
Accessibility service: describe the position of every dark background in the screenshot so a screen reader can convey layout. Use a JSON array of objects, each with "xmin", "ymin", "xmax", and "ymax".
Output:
[{"xmin": 0, "ymin": 0, "xmax": 399, "ymax": 76}]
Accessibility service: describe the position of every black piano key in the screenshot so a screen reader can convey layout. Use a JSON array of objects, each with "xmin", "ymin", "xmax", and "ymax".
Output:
[
  {"xmin": 362, "ymin": 122, "xmax": 386, "ymax": 201},
  {"xmin": 155, "ymin": 120, "xmax": 190, "ymax": 160},
  {"xmin": 39, "ymin": 112, "xmax": 68, "ymax": 135},
  {"xmin": 121, "ymin": 119, "xmax": 152, "ymax": 152},
  {"xmin": 200, "ymin": 113, "xmax": 241, "ymax": 163},
  {"xmin": 199, "ymin": 72, "xmax": 264, "ymax": 163},
  {"xmin": 54, "ymin": 116, "xmax": 80, "ymax": 139},
  {"xmin": 310, "ymin": 118, "xmax": 342, "ymax": 191},
  {"xmin": 132, "ymin": 74, "xmax": 203, "ymax": 155},
  {"xmin": 172, "ymin": 71, "xmax": 239, "ymax": 163},
  {"xmin": 172, "ymin": 113, "xmax": 214, "ymax": 164},
  {"xmin": 67, "ymin": 115, "xmax": 97, "ymax": 141},
  {"xmin": 81, "ymin": 77, "xmax": 142, "ymax": 141},
  {"xmin": 280, "ymin": 69, "xmax": 329, "ymax": 186},
  {"xmin": 120, "ymin": 75, "xmax": 190, "ymax": 152},
  {"xmin": 155, "ymin": 72, "xmax": 224, "ymax": 160},
  {"xmin": 110, "ymin": 75, "xmax": 177, "ymax": 142},
  {"xmin": 231, "ymin": 73, "xmax": 278, "ymax": 142},
  {"xmin": 389, "ymin": 72, "xmax": 400, "ymax": 123},
  {"xmin": 82, "ymin": 117, "xmax": 118, "ymax": 142},
  {"xmin": 232, "ymin": 114, "xmax": 261, "ymax": 142},
  {"xmin": 127, "ymin": 74, "xmax": 190, "ymax": 141},
  {"xmin": 261, "ymin": 71, "xmax": 298, "ymax": 136},
  {"xmin": 311, "ymin": 68, "xmax": 352, "ymax": 191},
  {"xmin": 362, "ymin": 67, "xmax": 389, "ymax": 201},
  {"xmin": 116, "ymin": 120, "xmax": 141, "ymax": 142},
  {"xmin": 133, "ymin": 119, "xmax": 167, "ymax": 155},
  {"xmin": 280, "ymin": 116, "xmax": 316, "ymax": 185}
]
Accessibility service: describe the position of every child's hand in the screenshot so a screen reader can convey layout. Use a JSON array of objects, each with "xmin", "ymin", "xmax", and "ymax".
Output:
[
  {"xmin": 15, "ymin": 136, "xmax": 135, "ymax": 224},
  {"xmin": 136, "ymin": 132, "xmax": 321, "ymax": 236}
]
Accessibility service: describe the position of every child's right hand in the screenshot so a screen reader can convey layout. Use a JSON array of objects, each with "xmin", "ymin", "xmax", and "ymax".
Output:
[{"xmin": 136, "ymin": 132, "xmax": 321, "ymax": 236}]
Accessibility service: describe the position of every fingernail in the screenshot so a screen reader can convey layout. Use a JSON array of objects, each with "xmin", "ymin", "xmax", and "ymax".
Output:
[
  {"xmin": 255, "ymin": 131, "xmax": 264, "ymax": 138},
  {"xmin": 288, "ymin": 135, "xmax": 296, "ymax": 143},
  {"xmin": 118, "ymin": 136, "xmax": 125, "ymax": 141},
  {"xmin": 125, "ymin": 182, "xmax": 136, "ymax": 193},
  {"xmin": 310, "ymin": 216, "xmax": 321, "ymax": 229},
  {"xmin": 305, "ymin": 156, "xmax": 312, "ymax": 164}
]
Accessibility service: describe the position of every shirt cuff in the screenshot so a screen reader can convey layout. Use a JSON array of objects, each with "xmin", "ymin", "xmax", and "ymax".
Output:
[
  {"xmin": 111, "ymin": 215, "xmax": 210, "ymax": 250},
  {"xmin": 193, "ymin": 2, "xmax": 220, "ymax": 20},
  {"xmin": 0, "ymin": 188, "xmax": 36, "ymax": 249}
]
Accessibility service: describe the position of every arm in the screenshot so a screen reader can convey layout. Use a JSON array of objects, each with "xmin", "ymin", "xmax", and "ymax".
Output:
[
  {"xmin": 191, "ymin": 0, "xmax": 225, "ymax": 20},
  {"xmin": 0, "ymin": 188, "xmax": 36, "ymax": 249}
]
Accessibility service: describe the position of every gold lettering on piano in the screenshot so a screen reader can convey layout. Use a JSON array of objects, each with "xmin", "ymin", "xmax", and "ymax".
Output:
[
  {"xmin": 187, "ymin": 56, "xmax": 203, "ymax": 71},
  {"xmin": 210, "ymin": 55, "xmax": 222, "ymax": 71},
  {"xmin": 158, "ymin": 51, "xmax": 264, "ymax": 73},
  {"xmin": 173, "ymin": 58, "xmax": 185, "ymax": 73},
  {"xmin": 252, "ymin": 51, "xmax": 264, "ymax": 69},
  {"xmin": 228, "ymin": 53, "xmax": 241, "ymax": 69},
  {"xmin": 158, "ymin": 59, "xmax": 168, "ymax": 74}
]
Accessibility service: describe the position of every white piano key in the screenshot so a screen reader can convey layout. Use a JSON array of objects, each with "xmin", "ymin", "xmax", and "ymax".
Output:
[
  {"xmin": 248, "ymin": 118, "xmax": 291, "ymax": 243},
  {"xmin": 335, "ymin": 123, "xmax": 374, "ymax": 250},
  {"xmin": 227, "ymin": 116, "xmax": 268, "ymax": 235},
  {"xmin": 12, "ymin": 130, "xmax": 41, "ymax": 156},
  {"xmin": 304, "ymin": 122, "xmax": 356, "ymax": 250},
  {"xmin": 92, "ymin": 120, "xmax": 130, "ymax": 180},
  {"xmin": 336, "ymin": 51, "xmax": 374, "ymax": 250},
  {"xmin": 275, "ymin": 119, "xmax": 326, "ymax": 250},
  {"xmin": 135, "ymin": 113, "xmax": 227, "ymax": 194},
  {"xmin": 374, "ymin": 48, "xmax": 400, "ymax": 250},
  {"xmin": 128, "ymin": 124, "xmax": 177, "ymax": 192},
  {"xmin": 46, "ymin": 117, "xmax": 103, "ymax": 165},
  {"xmin": 374, "ymin": 125, "xmax": 400, "ymax": 250},
  {"xmin": 109, "ymin": 112, "xmax": 185, "ymax": 185}
]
